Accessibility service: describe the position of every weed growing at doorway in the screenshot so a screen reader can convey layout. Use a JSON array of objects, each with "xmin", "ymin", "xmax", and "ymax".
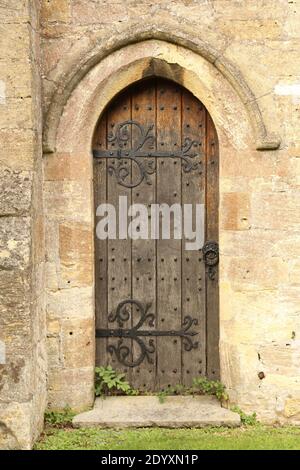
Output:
[
  {"xmin": 157, "ymin": 378, "xmax": 228, "ymax": 403},
  {"xmin": 94, "ymin": 367, "xmax": 228, "ymax": 404},
  {"xmin": 230, "ymin": 406, "xmax": 257, "ymax": 426},
  {"xmin": 95, "ymin": 366, "xmax": 138, "ymax": 397},
  {"xmin": 192, "ymin": 377, "xmax": 229, "ymax": 402},
  {"xmin": 44, "ymin": 407, "xmax": 76, "ymax": 428}
]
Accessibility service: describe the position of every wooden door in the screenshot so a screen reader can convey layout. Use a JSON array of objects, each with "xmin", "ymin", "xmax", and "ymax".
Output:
[{"xmin": 93, "ymin": 78, "xmax": 219, "ymax": 392}]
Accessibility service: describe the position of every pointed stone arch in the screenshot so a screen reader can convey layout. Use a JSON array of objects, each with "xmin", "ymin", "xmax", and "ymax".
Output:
[{"xmin": 43, "ymin": 22, "xmax": 280, "ymax": 154}]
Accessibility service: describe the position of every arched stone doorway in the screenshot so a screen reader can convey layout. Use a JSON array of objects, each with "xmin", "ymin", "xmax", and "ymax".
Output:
[
  {"xmin": 43, "ymin": 37, "xmax": 264, "ymax": 413},
  {"xmin": 93, "ymin": 77, "xmax": 219, "ymax": 391}
]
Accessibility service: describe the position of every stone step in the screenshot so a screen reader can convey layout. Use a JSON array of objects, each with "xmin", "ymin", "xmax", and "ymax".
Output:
[{"xmin": 73, "ymin": 396, "xmax": 241, "ymax": 428}]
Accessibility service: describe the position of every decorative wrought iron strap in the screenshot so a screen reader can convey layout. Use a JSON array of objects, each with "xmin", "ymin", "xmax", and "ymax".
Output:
[
  {"xmin": 93, "ymin": 120, "xmax": 202, "ymax": 188},
  {"xmin": 203, "ymin": 241, "xmax": 219, "ymax": 280},
  {"xmin": 96, "ymin": 299, "xmax": 199, "ymax": 368}
]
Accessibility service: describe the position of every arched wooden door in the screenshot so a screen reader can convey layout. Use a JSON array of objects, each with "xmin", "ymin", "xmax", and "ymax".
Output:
[{"xmin": 93, "ymin": 78, "xmax": 219, "ymax": 392}]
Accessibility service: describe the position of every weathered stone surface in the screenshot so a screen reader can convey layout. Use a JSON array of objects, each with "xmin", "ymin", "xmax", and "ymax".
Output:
[
  {"xmin": 73, "ymin": 396, "xmax": 241, "ymax": 428},
  {"xmin": 0, "ymin": 0, "xmax": 46, "ymax": 450},
  {"xmin": 44, "ymin": 180, "xmax": 92, "ymax": 223},
  {"xmin": 59, "ymin": 222, "xmax": 93, "ymax": 286},
  {"xmin": 284, "ymin": 398, "xmax": 300, "ymax": 419},
  {"xmin": 0, "ymin": 217, "xmax": 30, "ymax": 269},
  {"xmin": 44, "ymin": 152, "xmax": 91, "ymax": 181},
  {"xmin": 0, "ymin": 130, "xmax": 36, "ymax": 171},
  {"xmin": 47, "ymin": 367, "xmax": 94, "ymax": 411},
  {"xmin": 0, "ymin": 422, "xmax": 19, "ymax": 450},
  {"xmin": 0, "ymin": 170, "xmax": 32, "ymax": 216},
  {"xmin": 41, "ymin": 0, "xmax": 71, "ymax": 23},
  {"xmin": 221, "ymin": 192, "xmax": 250, "ymax": 231}
]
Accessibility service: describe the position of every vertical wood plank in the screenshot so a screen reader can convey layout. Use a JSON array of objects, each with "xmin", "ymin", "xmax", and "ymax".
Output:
[
  {"xmin": 106, "ymin": 94, "xmax": 132, "ymax": 377},
  {"xmin": 156, "ymin": 79, "xmax": 182, "ymax": 390},
  {"xmin": 131, "ymin": 81, "xmax": 157, "ymax": 390},
  {"xmin": 94, "ymin": 114, "xmax": 108, "ymax": 367},
  {"xmin": 206, "ymin": 113, "xmax": 220, "ymax": 380},
  {"xmin": 181, "ymin": 90, "xmax": 207, "ymax": 386}
]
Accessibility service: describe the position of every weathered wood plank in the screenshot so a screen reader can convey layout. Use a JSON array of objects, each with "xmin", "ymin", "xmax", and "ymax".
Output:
[
  {"xmin": 156, "ymin": 79, "xmax": 182, "ymax": 390},
  {"xmin": 206, "ymin": 114, "xmax": 220, "ymax": 380},
  {"xmin": 106, "ymin": 94, "xmax": 132, "ymax": 377},
  {"xmin": 131, "ymin": 81, "xmax": 157, "ymax": 390},
  {"xmin": 181, "ymin": 90, "xmax": 207, "ymax": 386},
  {"xmin": 94, "ymin": 113, "xmax": 108, "ymax": 367}
]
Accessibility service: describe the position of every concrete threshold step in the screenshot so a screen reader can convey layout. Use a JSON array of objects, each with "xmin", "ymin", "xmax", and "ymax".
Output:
[{"xmin": 73, "ymin": 396, "xmax": 241, "ymax": 428}]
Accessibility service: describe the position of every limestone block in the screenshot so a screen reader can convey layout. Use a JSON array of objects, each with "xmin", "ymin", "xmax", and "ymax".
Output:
[
  {"xmin": 0, "ymin": 25, "xmax": 30, "ymax": 61},
  {"xmin": 44, "ymin": 152, "xmax": 92, "ymax": 181},
  {"xmin": 0, "ymin": 62, "xmax": 32, "ymax": 99},
  {"xmin": 0, "ymin": 98, "xmax": 34, "ymax": 129},
  {"xmin": 59, "ymin": 222, "xmax": 93, "ymax": 286},
  {"xmin": 0, "ymin": 1, "xmax": 29, "ymax": 23},
  {"xmin": 220, "ymin": 285, "xmax": 297, "ymax": 344},
  {"xmin": 46, "ymin": 286, "xmax": 94, "ymax": 319},
  {"xmin": 289, "ymin": 260, "xmax": 300, "ymax": 285},
  {"xmin": 72, "ymin": 0, "xmax": 128, "ymax": 25},
  {"xmin": 220, "ymin": 229, "xmax": 280, "ymax": 258},
  {"xmin": 41, "ymin": 0, "xmax": 71, "ymax": 23},
  {"xmin": 0, "ymin": 217, "xmax": 31, "ymax": 269},
  {"xmin": 0, "ymin": 402, "xmax": 32, "ymax": 450},
  {"xmin": 0, "ymin": 357, "xmax": 31, "ymax": 403},
  {"xmin": 251, "ymin": 193, "xmax": 300, "ymax": 231},
  {"xmin": 223, "ymin": 256, "xmax": 288, "ymax": 291},
  {"xmin": 44, "ymin": 180, "xmax": 93, "ymax": 223},
  {"xmin": 0, "ymin": 130, "xmax": 36, "ymax": 171},
  {"xmin": 221, "ymin": 192, "xmax": 250, "ymax": 231},
  {"xmin": 0, "ymin": 269, "xmax": 31, "ymax": 360},
  {"xmin": 47, "ymin": 336, "xmax": 62, "ymax": 368},
  {"xmin": 47, "ymin": 318, "xmax": 61, "ymax": 335},
  {"xmin": 284, "ymin": 398, "xmax": 300, "ymax": 418},
  {"xmin": 45, "ymin": 219, "xmax": 59, "ymax": 262},
  {"xmin": 61, "ymin": 317, "xmax": 94, "ymax": 369},
  {"xmin": 257, "ymin": 342, "xmax": 300, "ymax": 377},
  {"xmin": 0, "ymin": 169, "xmax": 32, "ymax": 216},
  {"xmin": 45, "ymin": 261, "xmax": 59, "ymax": 290},
  {"xmin": 220, "ymin": 19, "xmax": 281, "ymax": 41},
  {"xmin": 42, "ymin": 38, "xmax": 75, "ymax": 76},
  {"xmin": 47, "ymin": 367, "xmax": 94, "ymax": 411}
]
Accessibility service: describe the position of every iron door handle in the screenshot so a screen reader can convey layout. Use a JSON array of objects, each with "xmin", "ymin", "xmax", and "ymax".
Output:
[{"xmin": 203, "ymin": 241, "xmax": 219, "ymax": 280}]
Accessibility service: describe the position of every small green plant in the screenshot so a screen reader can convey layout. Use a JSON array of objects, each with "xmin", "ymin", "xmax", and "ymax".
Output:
[
  {"xmin": 44, "ymin": 406, "xmax": 75, "ymax": 427},
  {"xmin": 156, "ymin": 378, "xmax": 228, "ymax": 403},
  {"xmin": 231, "ymin": 406, "xmax": 257, "ymax": 426},
  {"xmin": 192, "ymin": 377, "xmax": 229, "ymax": 402},
  {"xmin": 157, "ymin": 384, "xmax": 187, "ymax": 403},
  {"xmin": 95, "ymin": 366, "xmax": 138, "ymax": 397}
]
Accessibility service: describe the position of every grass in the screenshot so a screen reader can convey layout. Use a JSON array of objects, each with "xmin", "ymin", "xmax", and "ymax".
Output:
[{"xmin": 35, "ymin": 425, "xmax": 300, "ymax": 450}]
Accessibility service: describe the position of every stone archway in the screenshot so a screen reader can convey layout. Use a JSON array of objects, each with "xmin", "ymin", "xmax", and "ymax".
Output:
[{"xmin": 43, "ymin": 38, "xmax": 272, "ymax": 412}]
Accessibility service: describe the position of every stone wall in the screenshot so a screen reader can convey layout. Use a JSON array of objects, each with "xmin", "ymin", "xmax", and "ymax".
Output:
[
  {"xmin": 40, "ymin": 0, "xmax": 300, "ymax": 425},
  {"xmin": 0, "ymin": 0, "xmax": 46, "ymax": 449},
  {"xmin": 0, "ymin": 0, "xmax": 300, "ymax": 450}
]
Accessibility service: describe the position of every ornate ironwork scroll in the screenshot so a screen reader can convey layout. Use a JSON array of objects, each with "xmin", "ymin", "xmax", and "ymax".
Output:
[
  {"xmin": 96, "ymin": 299, "xmax": 199, "ymax": 367},
  {"xmin": 203, "ymin": 241, "xmax": 219, "ymax": 280},
  {"xmin": 93, "ymin": 120, "xmax": 202, "ymax": 188}
]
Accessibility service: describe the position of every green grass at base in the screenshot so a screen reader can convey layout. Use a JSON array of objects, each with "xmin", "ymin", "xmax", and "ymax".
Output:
[{"xmin": 35, "ymin": 425, "xmax": 300, "ymax": 450}]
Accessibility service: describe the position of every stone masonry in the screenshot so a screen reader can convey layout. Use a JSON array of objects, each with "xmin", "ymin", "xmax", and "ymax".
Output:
[{"xmin": 0, "ymin": 0, "xmax": 300, "ymax": 449}]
